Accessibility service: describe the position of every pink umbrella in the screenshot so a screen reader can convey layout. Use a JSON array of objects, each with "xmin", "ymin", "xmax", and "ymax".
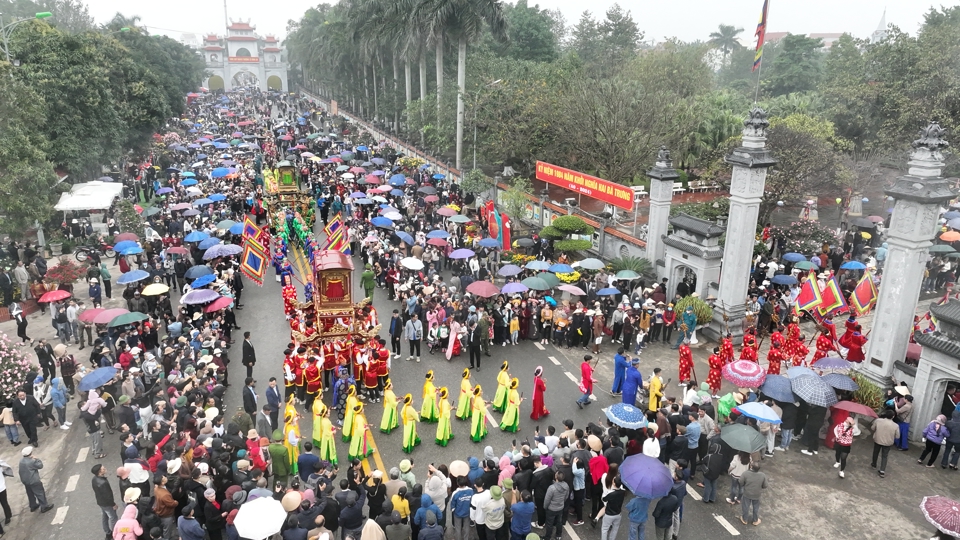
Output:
[
  {"xmin": 79, "ymin": 308, "xmax": 104, "ymax": 324},
  {"xmin": 93, "ymin": 308, "xmax": 130, "ymax": 325},
  {"xmin": 279, "ymin": 135, "xmax": 293, "ymax": 141},
  {"xmin": 374, "ymin": 185, "xmax": 393, "ymax": 193},
  {"xmin": 437, "ymin": 207, "xmax": 457, "ymax": 217},
  {"xmin": 922, "ymin": 496, "xmax": 960, "ymax": 537},
  {"xmin": 349, "ymin": 167, "xmax": 367, "ymax": 174},
  {"xmin": 329, "ymin": 157, "xmax": 343, "ymax": 163},
  {"xmin": 204, "ymin": 296, "xmax": 235, "ymax": 313},
  {"xmin": 722, "ymin": 360, "xmax": 767, "ymax": 388},
  {"xmin": 171, "ymin": 203, "xmax": 192, "ymax": 211},
  {"xmin": 181, "ymin": 289, "xmax": 220, "ymax": 305},
  {"xmin": 424, "ymin": 195, "xmax": 439, "ymax": 203},
  {"xmin": 558, "ymin": 284, "xmax": 586, "ymax": 296},
  {"xmin": 466, "ymin": 281, "xmax": 500, "ymax": 298},
  {"xmin": 362, "ymin": 175, "xmax": 381, "ymax": 185}
]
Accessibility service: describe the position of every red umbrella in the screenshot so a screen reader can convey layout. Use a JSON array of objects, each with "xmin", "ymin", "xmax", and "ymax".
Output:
[
  {"xmin": 722, "ymin": 360, "xmax": 767, "ymax": 388},
  {"xmin": 115, "ymin": 233, "xmax": 139, "ymax": 242},
  {"xmin": 424, "ymin": 195, "xmax": 439, "ymax": 203},
  {"xmin": 362, "ymin": 175, "xmax": 381, "ymax": 185},
  {"xmin": 348, "ymin": 167, "xmax": 367, "ymax": 174},
  {"xmin": 134, "ymin": 205, "xmax": 144, "ymax": 214},
  {"xmin": 405, "ymin": 179, "xmax": 416, "ymax": 185},
  {"xmin": 921, "ymin": 496, "xmax": 960, "ymax": 537},
  {"xmin": 39, "ymin": 290, "xmax": 72, "ymax": 303},
  {"xmin": 93, "ymin": 308, "xmax": 129, "ymax": 325},
  {"xmin": 466, "ymin": 280, "xmax": 500, "ymax": 298},
  {"xmin": 830, "ymin": 400, "xmax": 878, "ymax": 418},
  {"xmin": 166, "ymin": 247, "xmax": 189, "ymax": 255},
  {"xmin": 204, "ymin": 296, "xmax": 235, "ymax": 313},
  {"xmin": 437, "ymin": 207, "xmax": 457, "ymax": 217},
  {"xmin": 427, "ymin": 238, "xmax": 448, "ymax": 247},
  {"xmin": 329, "ymin": 157, "xmax": 343, "ymax": 163},
  {"xmin": 279, "ymin": 135, "xmax": 293, "ymax": 141},
  {"xmin": 79, "ymin": 308, "xmax": 104, "ymax": 323}
]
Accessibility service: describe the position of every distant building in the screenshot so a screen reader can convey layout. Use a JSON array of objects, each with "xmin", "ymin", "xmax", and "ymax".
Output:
[
  {"xmin": 870, "ymin": 9, "xmax": 888, "ymax": 44},
  {"xmin": 180, "ymin": 33, "xmax": 201, "ymax": 49},
  {"xmin": 202, "ymin": 20, "xmax": 287, "ymax": 92}
]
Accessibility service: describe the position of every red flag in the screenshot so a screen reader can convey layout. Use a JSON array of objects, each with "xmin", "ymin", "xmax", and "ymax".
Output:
[
  {"xmin": 817, "ymin": 277, "xmax": 847, "ymax": 315},
  {"xmin": 849, "ymin": 272, "xmax": 878, "ymax": 316},
  {"xmin": 793, "ymin": 271, "xmax": 823, "ymax": 315}
]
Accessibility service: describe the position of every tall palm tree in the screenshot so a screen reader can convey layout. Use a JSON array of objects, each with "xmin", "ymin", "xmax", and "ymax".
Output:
[
  {"xmin": 708, "ymin": 24, "xmax": 743, "ymax": 61},
  {"xmin": 416, "ymin": 0, "xmax": 507, "ymax": 169}
]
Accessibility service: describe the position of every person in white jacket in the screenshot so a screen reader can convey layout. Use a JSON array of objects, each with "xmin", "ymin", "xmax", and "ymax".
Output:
[{"xmin": 469, "ymin": 478, "xmax": 491, "ymax": 540}]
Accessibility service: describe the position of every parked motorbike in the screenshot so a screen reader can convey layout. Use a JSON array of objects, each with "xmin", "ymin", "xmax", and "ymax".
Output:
[{"xmin": 74, "ymin": 241, "xmax": 115, "ymax": 262}]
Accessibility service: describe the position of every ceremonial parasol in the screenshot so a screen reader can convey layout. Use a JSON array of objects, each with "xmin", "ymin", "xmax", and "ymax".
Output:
[
  {"xmin": 603, "ymin": 403, "xmax": 647, "ymax": 430},
  {"xmin": 722, "ymin": 360, "xmax": 767, "ymax": 388}
]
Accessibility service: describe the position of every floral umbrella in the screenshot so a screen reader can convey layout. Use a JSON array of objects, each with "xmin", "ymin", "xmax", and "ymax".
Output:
[{"xmin": 722, "ymin": 360, "xmax": 767, "ymax": 388}]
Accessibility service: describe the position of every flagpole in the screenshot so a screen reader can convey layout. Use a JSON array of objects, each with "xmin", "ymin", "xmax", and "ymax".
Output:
[
  {"xmin": 754, "ymin": 55, "xmax": 764, "ymax": 105},
  {"xmin": 754, "ymin": 0, "xmax": 770, "ymax": 104}
]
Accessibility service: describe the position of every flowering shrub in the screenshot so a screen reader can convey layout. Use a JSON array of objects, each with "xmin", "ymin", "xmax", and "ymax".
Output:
[
  {"xmin": 445, "ymin": 204, "xmax": 461, "ymax": 212},
  {"xmin": 397, "ymin": 156, "xmax": 426, "ymax": 169},
  {"xmin": 770, "ymin": 221, "xmax": 839, "ymax": 255},
  {"xmin": 44, "ymin": 260, "xmax": 87, "ymax": 285},
  {"xmin": 509, "ymin": 253, "xmax": 536, "ymax": 265},
  {"xmin": 162, "ymin": 132, "xmax": 181, "ymax": 145},
  {"xmin": 556, "ymin": 271, "xmax": 581, "ymax": 284},
  {"xmin": 0, "ymin": 334, "xmax": 33, "ymax": 401}
]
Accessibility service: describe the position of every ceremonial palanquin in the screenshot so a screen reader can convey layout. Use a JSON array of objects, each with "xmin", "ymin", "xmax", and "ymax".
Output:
[{"xmin": 264, "ymin": 160, "xmax": 315, "ymax": 227}]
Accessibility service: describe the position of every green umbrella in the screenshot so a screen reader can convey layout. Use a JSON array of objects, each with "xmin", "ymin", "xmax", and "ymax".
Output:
[
  {"xmin": 217, "ymin": 219, "xmax": 237, "ymax": 230},
  {"xmin": 930, "ymin": 244, "xmax": 957, "ymax": 254},
  {"xmin": 577, "ymin": 258, "xmax": 606, "ymax": 271},
  {"xmin": 615, "ymin": 270, "xmax": 640, "ymax": 280},
  {"xmin": 449, "ymin": 215, "xmax": 472, "ymax": 224},
  {"xmin": 794, "ymin": 261, "xmax": 816, "ymax": 271},
  {"xmin": 230, "ymin": 138, "xmax": 243, "ymax": 146},
  {"xmin": 946, "ymin": 252, "xmax": 960, "ymax": 259},
  {"xmin": 108, "ymin": 311, "xmax": 149, "ymax": 328},
  {"xmin": 719, "ymin": 424, "xmax": 766, "ymax": 453},
  {"xmin": 521, "ymin": 277, "xmax": 551, "ymax": 291},
  {"xmin": 142, "ymin": 206, "xmax": 162, "ymax": 217},
  {"xmin": 536, "ymin": 272, "xmax": 561, "ymax": 288},
  {"xmin": 306, "ymin": 133, "xmax": 320, "ymax": 139}
]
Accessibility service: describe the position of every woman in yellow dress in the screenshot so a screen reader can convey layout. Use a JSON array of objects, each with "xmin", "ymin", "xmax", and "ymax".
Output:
[
  {"xmin": 312, "ymin": 394, "xmax": 327, "ymax": 448},
  {"xmin": 456, "ymin": 368, "xmax": 472, "ymax": 420},
  {"xmin": 315, "ymin": 404, "xmax": 338, "ymax": 466},
  {"xmin": 499, "ymin": 378, "xmax": 523, "ymax": 432},
  {"xmin": 348, "ymin": 403, "xmax": 375, "ymax": 461},
  {"xmin": 401, "ymin": 394, "xmax": 421, "ymax": 453},
  {"xmin": 471, "ymin": 385, "xmax": 489, "ymax": 442},
  {"xmin": 436, "ymin": 387, "xmax": 453, "ymax": 446},
  {"xmin": 420, "ymin": 371, "xmax": 439, "ymax": 423},
  {"xmin": 283, "ymin": 410, "xmax": 301, "ymax": 474},
  {"xmin": 342, "ymin": 385, "xmax": 358, "ymax": 442},
  {"xmin": 492, "ymin": 362, "xmax": 510, "ymax": 413},
  {"xmin": 380, "ymin": 380, "xmax": 400, "ymax": 434}
]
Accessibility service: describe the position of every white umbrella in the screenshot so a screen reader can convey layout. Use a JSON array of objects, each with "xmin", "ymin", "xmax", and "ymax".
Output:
[
  {"xmin": 234, "ymin": 497, "xmax": 287, "ymax": 540},
  {"xmin": 400, "ymin": 257, "xmax": 424, "ymax": 270},
  {"xmin": 383, "ymin": 212, "xmax": 403, "ymax": 221},
  {"xmin": 341, "ymin": 172, "xmax": 355, "ymax": 179}
]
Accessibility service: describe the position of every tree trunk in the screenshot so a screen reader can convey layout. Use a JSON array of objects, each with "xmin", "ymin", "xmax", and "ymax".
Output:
[
  {"xmin": 404, "ymin": 59, "xmax": 412, "ymax": 107},
  {"xmin": 392, "ymin": 56, "xmax": 400, "ymax": 132},
  {"xmin": 372, "ymin": 62, "xmax": 379, "ymax": 123},
  {"xmin": 363, "ymin": 67, "xmax": 370, "ymax": 118},
  {"xmin": 436, "ymin": 35, "xmax": 444, "ymax": 121},
  {"xmin": 419, "ymin": 51, "xmax": 428, "ymax": 147},
  {"xmin": 455, "ymin": 36, "xmax": 466, "ymax": 171}
]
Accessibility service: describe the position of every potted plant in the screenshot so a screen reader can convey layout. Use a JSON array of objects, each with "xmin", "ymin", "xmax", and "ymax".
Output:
[
  {"xmin": 43, "ymin": 259, "xmax": 87, "ymax": 294},
  {"xmin": 46, "ymin": 231, "xmax": 65, "ymax": 257}
]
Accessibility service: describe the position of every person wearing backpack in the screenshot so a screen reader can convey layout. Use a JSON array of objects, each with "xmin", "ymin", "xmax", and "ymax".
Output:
[{"xmin": 699, "ymin": 443, "xmax": 725, "ymax": 503}]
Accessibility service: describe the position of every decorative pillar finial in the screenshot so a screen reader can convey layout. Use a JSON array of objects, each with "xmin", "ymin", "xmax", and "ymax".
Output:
[
  {"xmin": 912, "ymin": 120, "xmax": 949, "ymax": 152},
  {"xmin": 742, "ymin": 107, "xmax": 769, "ymax": 137},
  {"xmin": 656, "ymin": 145, "xmax": 672, "ymax": 168}
]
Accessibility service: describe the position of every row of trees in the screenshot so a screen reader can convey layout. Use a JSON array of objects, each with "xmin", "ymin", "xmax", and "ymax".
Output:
[
  {"xmin": 287, "ymin": 3, "xmax": 960, "ymax": 223},
  {"xmin": 0, "ymin": 5, "xmax": 205, "ymax": 235}
]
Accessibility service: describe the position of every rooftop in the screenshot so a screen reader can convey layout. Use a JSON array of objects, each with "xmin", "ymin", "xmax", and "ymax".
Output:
[{"xmin": 669, "ymin": 213, "xmax": 725, "ymax": 238}]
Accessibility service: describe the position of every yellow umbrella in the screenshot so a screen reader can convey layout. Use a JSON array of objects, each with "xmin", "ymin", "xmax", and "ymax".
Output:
[
  {"xmin": 860, "ymin": 232, "xmax": 872, "ymax": 239},
  {"xmin": 141, "ymin": 283, "xmax": 170, "ymax": 296}
]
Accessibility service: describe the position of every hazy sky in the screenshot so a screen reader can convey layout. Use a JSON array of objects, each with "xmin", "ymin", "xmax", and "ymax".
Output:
[{"xmin": 83, "ymin": 0, "xmax": 941, "ymax": 43}]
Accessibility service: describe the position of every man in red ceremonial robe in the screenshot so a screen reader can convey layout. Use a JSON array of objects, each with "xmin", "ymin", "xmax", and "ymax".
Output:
[
  {"xmin": 678, "ymin": 344, "xmax": 693, "ymax": 383},
  {"xmin": 707, "ymin": 347, "xmax": 723, "ymax": 394},
  {"xmin": 766, "ymin": 342, "xmax": 785, "ymax": 375},
  {"xmin": 720, "ymin": 335, "xmax": 735, "ymax": 365},
  {"xmin": 352, "ymin": 340, "xmax": 366, "ymax": 382},
  {"xmin": 812, "ymin": 331, "xmax": 837, "ymax": 364},
  {"xmin": 531, "ymin": 366, "xmax": 549, "ymax": 420},
  {"xmin": 294, "ymin": 346, "xmax": 308, "ymax": 403},
  {"xmin": 792, "ymin": 337, "xmax": 810, "ymax": 367},
  {"xmin": 283, "ymin": 347, "xmax": 297, "ymax": 400},
  {"xmin": 304, "ymin": 355, "xmax": 322, "ymax": 410},
  {"xmin": 839, "ymin": 324, "xmax": 868, "ymax": 363},
  {"xmin": 364, "ymin": 344, "xmax": 382, "ymax": 402},
  {"xmin": 322, "ymin": 340, "xmax": 338, "ymax": 390},
  {"xmin": 739, "ymin": 332, "xmax": 758, "ymax": 362}
]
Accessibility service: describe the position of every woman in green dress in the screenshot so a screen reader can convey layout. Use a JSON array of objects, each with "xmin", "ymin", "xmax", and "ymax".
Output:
[
  {"xmin": 435, "ymin": 387, "xmax": 454, "ymax": 446},
  {"xmin": 492, "ymin": 362, "xmax": 510, "ymax": 413},
  {"xmin": 342, "ymin": 385, "xmax": 358, "ymax": 442},
  {"xmin": 402, "ymin": 393, "xmax": 421, "ymax": 453},
  {"xmin": 456, "ymin": 368, "xmax": 473, "ymax": 420},
  {"xmin": 380, "ymin": 379, "xmax": 400, "ymax": 434},
  {"xmin": 499, "ymin": 378, "xmax": 523, "ymax": 432},
  {"xmin": 471, "ymin": 385, "xmax": 489, "ymax": 443},
  {"xmin": 420, "ymin": 370, "xmax": 439, "ymax": 423},
  {"xmin": 348, "ymin": 402, "xmax": 374, "ymax": 461}
]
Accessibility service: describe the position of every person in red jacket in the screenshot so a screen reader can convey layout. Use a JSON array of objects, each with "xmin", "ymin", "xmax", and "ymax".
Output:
[
  {"xmin": 707, "ymin": 347, "xmax": 723, "ymax": 394},
  {"xmin": 576, "ymin": 355, "xmax": 595, "ymax": 409},
  {"xmin": 739, "ymin": 332, "xmax": 758, "ymax": 362},
  {"xmin": 812, "ymin": 330, "xmax": 838, "ymax": 364},
  {"xmin": 766, "ymin": 341, "xmax": 785, "ymax": 375},
  {"xmin": 322, "ymin": 340, "xmax": 338, "ymax": 390},
  {"xmin": 839, "ymin": 325, "xmax": 868, "ymax": 363},
  {"xmin": 304, "ymin": 355, "xmax": 323, "ymax": 410},
  {"xmin": 720, "ymin": 334, "xmax": 735, "ymax": 365}
]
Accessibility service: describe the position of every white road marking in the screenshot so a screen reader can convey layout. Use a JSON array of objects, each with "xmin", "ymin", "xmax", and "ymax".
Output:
[
  {"xmin": 714, "ymin": 514, "xmax": 741, "ymax": 535},
  {"xmin": 535, "ymin": 343, "xmax": 545, "ymax": 350},
  {"xmin": 75, "ymin": 447, "xmax": 88, "ymax": 463},
  {"xmin": 685, "ymin": 483, "xmax": 702, "ymax": 501},
  {"xmin": 565, "ymin": 371, "xmax": 579, "ymax": 384},
  {"xmin": 564, "ymin": 523, "xmax": 582, "ymax": 540},
  {"xmin": 51, "ymin": 506, "xmax": 68, "ymax": 525},
  {"xmin": 548, "ymin": 356, "xmax": 561, "ymax": 366},
  {"xmin": 65, "ymin": 475, "xmax": 79, "ymax": 493}
]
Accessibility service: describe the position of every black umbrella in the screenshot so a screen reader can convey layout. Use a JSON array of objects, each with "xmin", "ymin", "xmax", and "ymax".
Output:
[
  {"xmin": 516, "ymin": 238, "xmax": 536, "ymax": 247},
  {"xmin": 417, "ymin": 186, "xmax": 437, "ymax": 195},
  {"xmin": 851, "ymin": 217, "xmax": 876, "ymax": 228}
]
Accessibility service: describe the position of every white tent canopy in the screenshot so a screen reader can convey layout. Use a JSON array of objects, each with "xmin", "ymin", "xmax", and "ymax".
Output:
[{"xmin": 54, "ymin": 181, "xmax": 124, "ymax": 211}]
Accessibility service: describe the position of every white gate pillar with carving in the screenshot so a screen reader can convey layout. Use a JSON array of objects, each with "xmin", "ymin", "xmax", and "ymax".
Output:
[{"xmin": 646, "ymin": 146, "xmax": 680, "ymax": 278}]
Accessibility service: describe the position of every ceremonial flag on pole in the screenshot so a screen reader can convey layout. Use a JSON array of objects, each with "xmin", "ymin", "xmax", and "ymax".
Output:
[
  {"xmin": 753, "ymin": 0, "xmax": 770, "ymax": 72},
  {"xmin": 242, "ymin": 216, "xmax": 269, "ymax": 250},
  {"xmin": 817, "ymin": 276, "xmax": 847, "ymax": 315},
  {"xmin": 849, "ymin": 271, "xmax": 879, "ymax": 316},
  {"xmin": 793, "ymin": 271, "xmax": 823, "ymax": 315},
  {"xmin": 324, "ymin": 213, "xmax": 343, "ymax": 237},
  {"xmin": 240, "ymin": 241, "xmax": 268, "ymax": 286}
]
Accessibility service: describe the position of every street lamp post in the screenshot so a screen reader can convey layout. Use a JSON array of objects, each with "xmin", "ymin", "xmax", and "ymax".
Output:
[
  {"xmin": 0, "ymin": 11, "xmax": 52, "ymax": 65},
  {"xmin": 472, "ymin": 79, "xmax": 502, "ymax": 171}
]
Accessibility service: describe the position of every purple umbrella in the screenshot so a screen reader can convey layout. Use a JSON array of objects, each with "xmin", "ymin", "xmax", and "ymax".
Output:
[
  {"xmin": 619, "ymin": 454, "xmax": 673, "ymax": 498},
  {"xmin": 497, "ymin": 264, "xmax": 523, "ymax": 277},
  {"xmin": 501, "ymin": 282, "xmax": 529, "ymax": 294},
  {"xmin": 449, "ymin": 248, "xmax": 475, "ymax": 259},
  {"xmin": 371, "ymin": 170, "xmax": 385, "ymax": 176},
  {"xmin": 183, "ymin": 209, "xmax": 201, "ymax": 216},
  {"xmin": 180, "ymin": 289, "xmax": 220, "ymax": 305},
  {"xmin": 811, "ymin": 357, "xmax": 853, "ymax": 370},
  {"xmin": 203, "ymin": 244, "xmax": 243, "ymax": 260},
  {"xmin": 156, "ymin": 187, "xmax": 174, "ymax": 194}
]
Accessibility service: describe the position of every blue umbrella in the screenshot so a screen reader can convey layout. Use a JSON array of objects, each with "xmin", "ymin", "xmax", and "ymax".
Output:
[
  {"xmin": 840, "ymin": 261, "xmax": 866, "ymax": 270},
  {"xmin": 179, "ymin": 178, "xmax": 198, "ymax": 186},
  {"xmin": 356, "ymin": 145, "xmax": 368, "ymax": 151},
  {"xmin": 229, "ymin": 223, "xmax": 244, "ymax": 235},
  {"xmin": 787, "ymin": 366, "xmax": 816, "ymax": 379},
  {"xmin": 525, "ymin": 260, "xmax": 551, "ymax": 271},
  {"xmin": 372, "ymin": 158, "xmax": 386, "ymax": 165},
  {"xmin": 371, "ymin": 217, "xmax": 394, "ymax": 228},
  {"xmin": 549, "ymin": 263, "xmax": 574, "ymax": 273},
  {"xmin": 77, "ymin": 367, "xmax": 120, "ymax": 392},
  {"xmin": 156, "ymin": 187, "xmax": 174, "ymax": 195},
  {"xmin": 191, "ymin": 274, "xmax": 216, "ymax": 287},
  {"xmin": 389, "ymin": 174, "xmax": 407, "ymax": 187},
  {"xmin": 117, "ymin": 270, "xmax": 150, "ymax": 285},
  {"xmin": 181, "ymin": 171, "xmax": 196, "ymax": 178},
  {"xmin": 196, "ymin": 153, "xmax": 207, "ymax": 160},
  {"xmin": 395, "ymin": 231, "xmax": 414, "ymax": 245},
  {"xmin": 432, "ymin": 173, "xmax": 446, "ymax": 180},
  {"xmin": 184, "ymin": 231, "xmax": 210, "ymax": 243},
  {"xmin": 120, "ymin": 246, "xmax": 143, "ymax": 256},
  {"xmin": 211, "ymin": 167, "xmax": 231, "ymax": 178},
  {"xmin": 478, "ymin": 238, "xmax": 500, "ymax": 248},
  {"xmin": 113, "ymin": 240, "xmax": 138, "ymax": 253},
  {"xmin": 945, "ymin": 211, "xmax": 960, "ymax": 220},
  {"xmin": 371, "ymin": 170, "xmax": 385, "ymax": 176},
  {"xmin": 771, "ymin": 275, "xmax": 798, "ymax": 285},
  {"xmin": 596, "ymin": 287, "xmax": 621, "ymax": 296},
  {"xmin": 209, "ymin": 194, "xmax": 227, "ymax": 202},
  {"xmin": 543, "ymin": 296, "xmax": 557, "ymax": 306},
  {"xmin": 390, "ymin": 189, "xmax": 405, "ymax": 197},
  {"xmin": 355, "ymin": 198, "xmax": 374, "ymax": 205},
  {"xmin": 782, "ymin": 252, "xmax": 806, "ymax": 263},
  {"xmin": 426, "ymin": 230, "xmax": 449, "ymax": 239},
  {"xmin": 735, "ymin": 402, "xmax": 782, "ymax": 424},
  {"xmin": 948, "ymin": 217, "xmax": 960, "ymax": 229},
  {"xmin": 821, "ymin": 373, "xmax": 859, "ymax": 392},
  {"xmin": 194, "ymin": 198, "xmax": 213, "ymax": 206},
  {"xmin": 198, "ymin": 238, "xmax": 221, "ymax": 250},
  {"xmin": 759, "ymin": 374, "xmax": 795, "ymax": 403},
  {"xmin": 350, "ymin": 191, "xmax": 366, "ymax": 198},
  {"xmin": 184, "ymin": 266, "xmax": 213, "ymax": 279},
  {"xmin": 603, "ymin": 403, "xmax": 647, "ymax": 429},
  {"xmin": 619, "ymin": 454, "xmax": 673, "ymax": 498},
  {"xmin": 497, "ymin": 264, "xmax": 523, "ymax": 276}
]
